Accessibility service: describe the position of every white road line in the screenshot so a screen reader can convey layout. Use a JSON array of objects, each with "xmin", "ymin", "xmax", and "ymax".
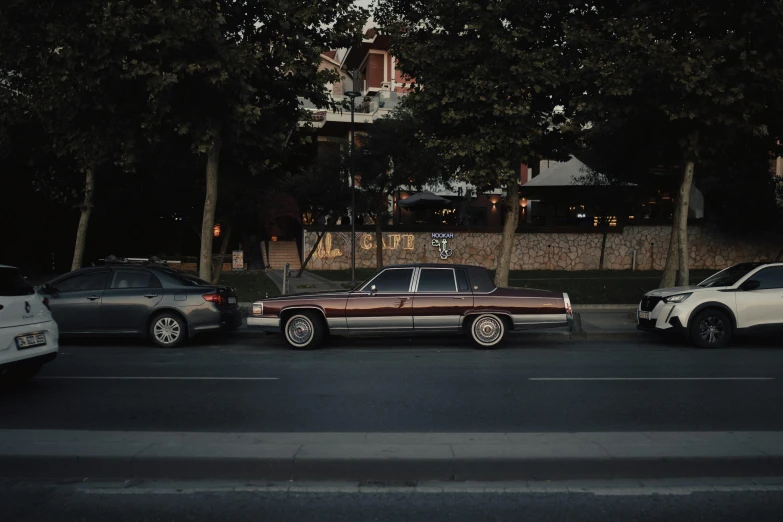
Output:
[
  {"xmin": 529, "ymin": 377, "xmax": 774, "ymax": 381},
  {"xmin": 37, "ymin": 376, "xmax": 278, "ymax": 381},
  {"xmin": 76, "ymin": 484, "xmax": 783, "ymax": 496}
]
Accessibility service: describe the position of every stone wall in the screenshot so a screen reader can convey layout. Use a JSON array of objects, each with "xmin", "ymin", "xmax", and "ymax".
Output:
[{"xmin": 303, "ymin": 226, "xmax": 781, "ymax": 271}]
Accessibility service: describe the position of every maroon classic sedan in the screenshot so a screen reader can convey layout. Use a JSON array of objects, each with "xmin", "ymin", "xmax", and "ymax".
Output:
[{"xmin": 248, "ymin": 264, "xmax": 573, "ymax": 349}]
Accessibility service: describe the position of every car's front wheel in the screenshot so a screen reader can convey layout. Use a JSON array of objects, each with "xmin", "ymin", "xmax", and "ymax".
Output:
[
  {"xmin": 467, "ymin": 314, "xmax": 506, "ymax": 349},
  {"xmin": 284, "ymin": 311, "xmax": 325, "ymax": 350},
  {"xmin": 690, "ymin": 309, "xmax": 732, "ymax": 348},
  {"xmin": 150, "ymin": 313, "xmax": 187, "ymax": 348}
]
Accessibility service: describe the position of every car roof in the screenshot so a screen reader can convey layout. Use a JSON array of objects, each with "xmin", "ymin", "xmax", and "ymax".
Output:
[
  {"xmin": 382, "ymin": 263, "xmax": 487, "ymax": 270},
  {"xmin": 0, "ymin": 264, "xmax": 16, "ymax": 269}
]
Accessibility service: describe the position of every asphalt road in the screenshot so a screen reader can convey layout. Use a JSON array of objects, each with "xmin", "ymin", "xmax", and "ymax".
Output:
[
  {"xmin": 2, "ymin": 333, "xmax": 782, "ymax": 433},
  {"xmin": 4, "ymin": 479, "xmax": 783, "ymax": 522}
]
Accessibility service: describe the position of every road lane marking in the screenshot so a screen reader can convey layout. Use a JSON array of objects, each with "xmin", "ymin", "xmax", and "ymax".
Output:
[
  {"xmin": 37, "ymin": 376, "xmax": 278, "ymax": 381},
  {"xmin": 529, "ymin": 377, "xmax": 774, "ymax": 381},
  {"xmin": 76, "ymin": 483, "xmax": 783, "ymax": 496}
]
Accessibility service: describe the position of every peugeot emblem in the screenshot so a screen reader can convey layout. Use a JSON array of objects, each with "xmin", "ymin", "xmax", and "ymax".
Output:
[{"xmin": 24, "ymin": 301, "xmax": 31, "ymax": 313}]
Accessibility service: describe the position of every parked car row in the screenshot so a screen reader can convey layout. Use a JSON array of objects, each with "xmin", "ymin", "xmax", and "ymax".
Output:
[{"xmin": 3, "ymin": 259, "xmax": 782, "ymax": 387}]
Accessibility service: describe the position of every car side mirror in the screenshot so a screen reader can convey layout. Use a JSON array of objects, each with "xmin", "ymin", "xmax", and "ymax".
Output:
[
  {"xmin": 740, "ymin": 280, "xmax": 760, "ymax": 291},
  {"xmin": 370, "ymin": 284, "xmax": 377, "ymax": 294}
]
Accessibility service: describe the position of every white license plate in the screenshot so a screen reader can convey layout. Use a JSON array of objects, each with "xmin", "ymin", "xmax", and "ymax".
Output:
[
  {"xmin": 638, "ymin": 311, "xmax": 651, "ymax": 321},
  {"xmin": 16, "ymin": 333, "xmax": 46, "ymax": 350},
  {"xmin": 228, "ymin": 297, "xmax": 237, "ymax": 304}
]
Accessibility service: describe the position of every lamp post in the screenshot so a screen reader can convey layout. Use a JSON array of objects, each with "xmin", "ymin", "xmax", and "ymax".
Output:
[{"xmin": 345, "ymin": 82, "xmax": 361, "ymax": 285}]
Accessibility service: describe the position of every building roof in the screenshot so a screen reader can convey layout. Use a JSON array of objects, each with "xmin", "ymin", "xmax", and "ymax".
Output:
[
  {"xmin": 522, "ymin": 156, "xmax": 601, "ymax": 187},
  {"xmin": 322, "ymin": 50, "xmax": 337, "ymax": 60}
]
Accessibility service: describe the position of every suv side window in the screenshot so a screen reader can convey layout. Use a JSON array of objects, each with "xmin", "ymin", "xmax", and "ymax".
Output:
[
  {"xmin": 751, "ymin": 267, "xmax": 783, "ymax": 290},
  {"xmin": 417, "ymin": 268, "xmax": 457, "ymax": 292},
  {"xmin": 110, "ymin": 270, "xmax": 162, "ymax": 289},
  {"xmin": 54, "ymin": 271, "xmax": 109, "ymax": 293}
]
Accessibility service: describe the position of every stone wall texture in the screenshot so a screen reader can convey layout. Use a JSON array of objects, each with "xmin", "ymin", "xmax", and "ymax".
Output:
[{"xmin": 303, "ymin": 226, "xmax": 781, "ymax": 271}]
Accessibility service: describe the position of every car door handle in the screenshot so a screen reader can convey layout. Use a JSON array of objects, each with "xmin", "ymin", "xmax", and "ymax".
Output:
[
  {"xmin": 144, "ymin": 294, "xmax": 159, "ymax": 299},
  {"xmin": 86, "ymin": 295, "xmax": 100, "ymax": 301},
  {"xmin": 453, "ymin": 297, "xmax": 466, "ymax": 300}
]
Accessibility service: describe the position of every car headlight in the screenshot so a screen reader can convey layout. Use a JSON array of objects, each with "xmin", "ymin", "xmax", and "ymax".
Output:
[
  {"xmin": 252, "ymin": 303, "xmax": 263, "ymax": 316},
  {"xmin": 664, "ymin": 293, "xmax": 692, "ymax": 304}
]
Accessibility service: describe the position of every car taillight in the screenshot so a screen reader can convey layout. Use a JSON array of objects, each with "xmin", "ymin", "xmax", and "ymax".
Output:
[
  {"xmin": 42, "ymin": 297, "xmax": 50, "ymax": 311},
  {"xmin": 203, "ymin": 293, "xmax": 225, "ymax": 305}
]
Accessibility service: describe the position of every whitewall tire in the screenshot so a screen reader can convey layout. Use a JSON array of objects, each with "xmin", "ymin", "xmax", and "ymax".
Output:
[{"xmin": 468, "ymin": 314, "xmax": 506, "ymax": 349}]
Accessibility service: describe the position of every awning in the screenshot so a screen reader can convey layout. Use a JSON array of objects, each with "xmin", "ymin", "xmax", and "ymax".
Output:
[{"xmin": 398, "ymin": 191, "xmax": 453, "ymax": 208}]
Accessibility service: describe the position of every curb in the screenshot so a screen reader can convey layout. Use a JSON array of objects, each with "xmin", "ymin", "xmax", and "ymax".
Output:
[{"xmin": 2, "ymin": 431, "xmax": 781, "ymax": 482}]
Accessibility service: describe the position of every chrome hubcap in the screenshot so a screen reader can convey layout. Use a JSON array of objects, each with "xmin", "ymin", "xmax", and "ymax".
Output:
[
  {"xmin": 288, "ymin": 317, "xmax": 313, "ymax": 345},
  {"xmin": 154, "ymin": 317, "xmax": 181, "ymax": 344},
  {"xmin": 474, "ymin": 316, "xmax": 502, "ymax": 344},
  {"xmin": 699, "ymin": 316, "xmax": 726, "ymax": 343}
]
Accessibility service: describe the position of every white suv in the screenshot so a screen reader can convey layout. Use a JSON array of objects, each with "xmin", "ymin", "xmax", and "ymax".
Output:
[
  {"xmin": 0, "ymin": 265, "xmax": 59, "ymax": 388},
  {"xmin": 638, "ymin": 262, "xmax": 783, "ymax": 348}
]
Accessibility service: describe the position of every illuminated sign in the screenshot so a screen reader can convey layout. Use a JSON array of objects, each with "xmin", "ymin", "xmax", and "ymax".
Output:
[
  {"xmin": 360, "ymin": 233, "xmax": 415, "ymax": 251},
  {"xmin": 312, "ymin": 233, "xmax": 343, "ymax": 259},
  {"xmin": 431, "ymin": 233, "xmax": 454, "ymax": 260}
]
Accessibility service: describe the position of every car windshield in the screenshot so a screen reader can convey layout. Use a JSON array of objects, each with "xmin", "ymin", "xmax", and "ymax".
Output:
[
  {"xmin": 697, "ymin": 263, "xmax": 765, "ymax": 288},
  {"xmin": 0, "ymin": 267, "xmax": 34, "ymax": 296}
]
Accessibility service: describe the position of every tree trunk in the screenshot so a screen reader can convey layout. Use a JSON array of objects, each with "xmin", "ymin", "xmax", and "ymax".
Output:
[
  {"xmin": 71, "ymin": 165, "xmax": 96, "ymax": 270},
  {"xmin": 375, "ymin": 213, "xmax": 384, "ymax": 269},
  {"xmin": 494, "ymin": 182, "xmax": 520, "ymax": 287},
  {"xmin": 660, "ymin": 200, "xmax": 680, "ymax": 288},
  {"xmin": 210, "ymin": 222, "xmax": 232, "ymax": 285},
  {"xmin": 298, "ymin": 228, "xmax": 325, "ymax": 278},
  {"xmin": 199, "ymin": 136, "xmax": 222, "ymax": 282},
  {"xmin": 598, "ymin": 227, "xmax": 608, "ymax": 271},
  {"xmin": 677, "ymin": 159, "xmax": 695, "ymax": 286}
]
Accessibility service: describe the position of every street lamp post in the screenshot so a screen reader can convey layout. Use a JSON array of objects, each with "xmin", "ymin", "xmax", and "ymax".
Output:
[{"xmin": 345, "ymin": 82, "xmax": 361, "ymax": 286}]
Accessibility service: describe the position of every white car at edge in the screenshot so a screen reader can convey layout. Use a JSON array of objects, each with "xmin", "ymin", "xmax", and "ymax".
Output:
[
  {"xmin": 637, "ymin": 262, "xmax": 783, "ymax": 348},
  {"xmin": 0, "ymin": 265, "xmax": 59, "ymax": 388}
]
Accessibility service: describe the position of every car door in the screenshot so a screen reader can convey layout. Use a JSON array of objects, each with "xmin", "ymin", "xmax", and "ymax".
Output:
[
  {"xmin": 345, "ymin": 267, "xmax": 414, "ymax": 331},
  {"xmin": 412, "ymin": 267, "xmax": 473, "ymax": 331},
  {"xmin": 735, "ymin": 266, "xmax": 783, "ymax": 330},
  {"xmin": 100, "ymin": 269, "xmax": 164, "ymax": 333},
  {"xmin": 46, "ymin": 270, "xmax": 109, "ymax": 332}
]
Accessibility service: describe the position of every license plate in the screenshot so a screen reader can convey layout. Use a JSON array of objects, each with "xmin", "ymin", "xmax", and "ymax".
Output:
[
  {"xmin": 15, "ymin": 333, "xmax": 46, "ymax": 350},
  {"xmin": 638, "ymin": 311, "xmax": 651, "ymax": 321},
  {"xmin": 228, "ymin": 297, "xmax": 237, "ymax": 304}
]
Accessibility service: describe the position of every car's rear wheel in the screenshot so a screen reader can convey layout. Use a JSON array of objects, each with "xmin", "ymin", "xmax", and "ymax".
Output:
[
  {"xmin": 284, "ymin": 311, "xmax": 324, "ymax": 350},
  {"xmin": 150, "ymin": 313, "xmax": 186, "ymax": 348},
  {"xmin": 467, "ymin": 314, "xmax": 506, "ymax": 349},
  {"xmin": 690, "ymin": 309, "xmax": 732, "ymax": 348}
]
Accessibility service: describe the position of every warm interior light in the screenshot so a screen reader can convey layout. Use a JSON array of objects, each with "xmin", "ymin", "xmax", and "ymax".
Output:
[
  {"xmin": 213, "ymin": 224, "xmax": 221, "ymax": 237},
  {"xmin": 520, "ymin": 198, "xmax": 528, "ymax": 208}
]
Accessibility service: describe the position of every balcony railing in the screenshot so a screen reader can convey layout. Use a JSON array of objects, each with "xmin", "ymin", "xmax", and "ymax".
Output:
[{"xmin": 298, "ymin": 90, "xmax": 408, "ymax": 119}]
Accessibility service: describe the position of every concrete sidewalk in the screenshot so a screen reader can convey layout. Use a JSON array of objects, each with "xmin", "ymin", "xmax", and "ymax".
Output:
[{"xmin": 1, "ymin": 430, "xmax": 781, "ymax": 481}]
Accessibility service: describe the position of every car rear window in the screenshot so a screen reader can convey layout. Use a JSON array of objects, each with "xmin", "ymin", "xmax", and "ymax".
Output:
[
  {"xmin": 157, "ymin": 268, "xmax": 211, "ymax": 286},
  {"xmin": 0, "ymin": 267, "xmax": 34, "ymax": 297}
]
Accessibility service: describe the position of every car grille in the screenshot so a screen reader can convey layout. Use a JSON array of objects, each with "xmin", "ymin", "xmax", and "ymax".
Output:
[{"xmin": 640, "ymin": 296, "xmax": 663, "ymax": 312}]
